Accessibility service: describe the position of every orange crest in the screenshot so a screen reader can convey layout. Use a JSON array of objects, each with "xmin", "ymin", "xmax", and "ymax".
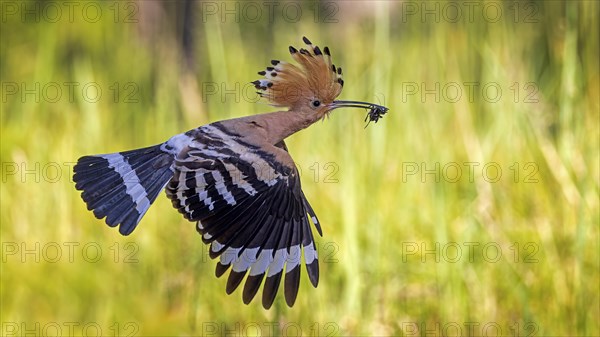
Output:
[{"xmin": 253, "ymin": 37, "xmax": 344, "ymax": 109}]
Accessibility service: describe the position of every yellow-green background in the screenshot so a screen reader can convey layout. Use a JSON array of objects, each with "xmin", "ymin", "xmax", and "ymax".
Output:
[{"xmin": 1, "ymin": 1, "xmax": 598, "ymax": 336}]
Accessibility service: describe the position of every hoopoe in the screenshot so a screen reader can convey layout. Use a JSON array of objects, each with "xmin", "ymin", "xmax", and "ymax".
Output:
[{"xmin": 73, "ymin": 37, "xmax": 388, "ymax": 309}]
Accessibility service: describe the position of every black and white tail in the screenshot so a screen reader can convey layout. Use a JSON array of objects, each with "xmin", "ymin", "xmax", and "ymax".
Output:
[{"xmin": 73, "ymin": 134, "xmax": 191, "ymax": 235}]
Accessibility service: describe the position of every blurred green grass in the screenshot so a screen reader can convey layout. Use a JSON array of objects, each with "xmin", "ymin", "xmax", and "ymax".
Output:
[{"xmin": 1, "ymin": 1, "xmax": 598, "ymax": 336}]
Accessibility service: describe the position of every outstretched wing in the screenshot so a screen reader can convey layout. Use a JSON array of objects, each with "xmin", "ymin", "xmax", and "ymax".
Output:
[{"xmin": 165, "ymin": 124, "xmax": 321, "ymax": 309}]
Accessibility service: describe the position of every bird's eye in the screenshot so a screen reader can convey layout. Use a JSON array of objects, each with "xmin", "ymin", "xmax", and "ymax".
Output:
[{"xmin": 312, "ymin": 100, "xmax": 321, "ymax": 107}]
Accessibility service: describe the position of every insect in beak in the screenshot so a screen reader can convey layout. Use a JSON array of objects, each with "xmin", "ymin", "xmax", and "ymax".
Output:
[
  {"xmin": 364, "ymin": 105, "xmax": 389, "ymax": 127},
  {"xmin": 329, "ymin": 100, "xmax": 390, "ymax": 127}
]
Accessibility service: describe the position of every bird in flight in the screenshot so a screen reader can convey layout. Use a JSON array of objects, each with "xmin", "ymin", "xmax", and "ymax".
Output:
[{"xmin": 73, "ymin": 36, "xmax": 389, "ymax": 309}]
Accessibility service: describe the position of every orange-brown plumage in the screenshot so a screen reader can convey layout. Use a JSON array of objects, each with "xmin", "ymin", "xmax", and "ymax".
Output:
[{"xmin": 253, "ymin": 37, "xmax": 343, "ymax": 115}]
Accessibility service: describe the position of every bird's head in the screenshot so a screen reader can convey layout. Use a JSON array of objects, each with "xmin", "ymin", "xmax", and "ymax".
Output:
[{"xmin": 253, "ymin": 37, "xmax": 388, "ymax": 123}]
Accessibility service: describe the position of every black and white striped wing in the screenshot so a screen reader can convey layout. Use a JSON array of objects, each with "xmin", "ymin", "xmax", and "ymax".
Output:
[{"xmin": 165, "ymin": 126, "xmax": 322, "ymax": 309}]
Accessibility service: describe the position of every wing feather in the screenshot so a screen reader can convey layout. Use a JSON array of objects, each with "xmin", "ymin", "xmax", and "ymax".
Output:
[{"xmin": 165, "ymin": 128, "xmax": 321, "ymax": 308}]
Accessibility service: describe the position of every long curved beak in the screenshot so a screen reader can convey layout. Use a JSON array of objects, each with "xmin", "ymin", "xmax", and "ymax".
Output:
[
  {"xmin": 330, "ymin": 100, "xmax": 388, "ymax": 111},
  {"xmin": 329, "ymin": 100, "xmax": 390, "ymax": 125}
]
